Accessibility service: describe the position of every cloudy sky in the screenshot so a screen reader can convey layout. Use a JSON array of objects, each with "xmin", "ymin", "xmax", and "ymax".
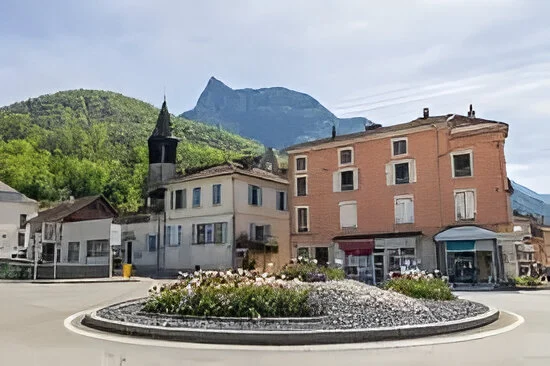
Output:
[{"xmin": 1, "ymin": 0, "xmax": 549, "ymax": 192}]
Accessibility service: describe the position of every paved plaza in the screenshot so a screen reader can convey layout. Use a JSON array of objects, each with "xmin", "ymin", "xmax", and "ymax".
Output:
[{"xmin": 0, "ymin": 280, "xmax": 548, "ymax": 366}]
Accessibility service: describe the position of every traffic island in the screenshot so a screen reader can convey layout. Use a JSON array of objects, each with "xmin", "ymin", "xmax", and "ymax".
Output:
[{"xmin": 79, "ymin": 269, "xmax": 499, "ymax": 345}]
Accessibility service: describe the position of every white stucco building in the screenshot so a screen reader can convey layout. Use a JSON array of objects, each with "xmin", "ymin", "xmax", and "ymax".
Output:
[
  {"xmin": 118, "ymin": 163, "xmax": 290, "ymax": 275},
  {"xmin": 0, "ymin": 181, "xmax": 38, "ymax": 258}
]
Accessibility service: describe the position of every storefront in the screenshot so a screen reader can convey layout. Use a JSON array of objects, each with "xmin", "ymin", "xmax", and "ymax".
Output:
[
  {"xmin": 335, "ymin": 239, "xmax": 375, "ymax": 285},
  {"xmin": 374, "ymin": 235, "xmax": 420, "ymax": 283},
  {"xmin": 434, "ymin": 226, "xmax": 501, "ymax": 284}
]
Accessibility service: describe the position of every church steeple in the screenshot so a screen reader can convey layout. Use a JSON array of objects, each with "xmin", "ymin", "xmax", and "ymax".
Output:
[{"xmin": 147, "ymin": 98, "xmax": 180, "ymax": 194}]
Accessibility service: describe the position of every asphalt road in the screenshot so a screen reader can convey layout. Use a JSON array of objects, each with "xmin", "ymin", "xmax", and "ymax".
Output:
[{"xmin": 0, "ymin": 281, "xmax": 547, "ymax": 366}]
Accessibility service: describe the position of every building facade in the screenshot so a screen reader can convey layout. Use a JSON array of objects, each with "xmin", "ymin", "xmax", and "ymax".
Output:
[
  {"xmin": 286, "ymin": 108, "xmax": 512, "ymax": 284},
  {"xmin": 118, "ymin": 99, "xmax": 290, "ymax": 276},
  {"xmin": 0, "ymin": 181, "xmax": 38, "ymax": 258}
]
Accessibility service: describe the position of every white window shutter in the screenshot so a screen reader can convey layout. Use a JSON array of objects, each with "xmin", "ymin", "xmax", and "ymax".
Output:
[
  {"xmin": 258, "ymin": 188, "xmax": 263, "ymax": 206},
  {"xmin": 166, "ymin": 226, "xmax": 171, "ymax": 245},
  {"xmin": 222, "ymin": 223, "xmax": 228, "ymax": 243},
  {"xmin": 395, "ymin": 200, "xmax": 404, "ymax": 224},
  {"xmin": 192, "ymin": 224, "xmax": 196, "ymax": 244},
  {"xmin": 333, "ymin": 172, "xmax": 340, "ymax": 192},
  {"xmin": 249, "ymin": 223, "xmax": 256, "ymax": 240},
  {"xmin": 465, "ymin": 191, "xmax": 475, "ymax": 219},
  {"xmin": 407, "ymin": 199, "xmax": 414, "ymax": 223},
  {"xmin": 276, "ymin": 192, "xmax": 281, "ymax": 210},
  {"xmin": 171, "ymin": 225, "xmax": 178, "ymax": 245},
  {"xmin": 410, "ymin": 160, "xmax": 417, "ymax": 183},
  {"xmin": 284, "ymin": 192, "xmax": 288, "ymax": 210},
  {"xmin": 248, "ymin": 185, "xmax": 252, "ymax": 204},
  {"xmin": 455, "ymin": 193, "xmax": 465, "ymax": 220},
  {"xmin": 353, "ymin": 168, "xmax": 359, "ymax": 190},
  {"xmin": 385, "ymin": 164, "xmax": 393, "ymax": 186}
]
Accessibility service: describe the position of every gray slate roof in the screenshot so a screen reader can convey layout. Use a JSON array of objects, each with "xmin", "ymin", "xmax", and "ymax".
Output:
[{"xmin": 0, "ymin": 180, "xmax": 36, "ymax": 203}]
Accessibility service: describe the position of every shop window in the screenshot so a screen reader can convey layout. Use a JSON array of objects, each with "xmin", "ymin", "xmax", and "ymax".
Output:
[
  {"xmin": 68, "ymin": 242, "xmax": 80, "ymax": 263},
  {"xmin": 315, "ymin": 247, "xmax": 329, "ymax": 265},
  {"xmin": 387, "ymin": 248, "xmax": 416, "ymax": 272},
  {"xmin": 86, "ymin": 240, "xmax": 109, "ymax": 257},
  {"xmin": 297, "ymin": 247, "xmax": 310, "ymax": 258}
]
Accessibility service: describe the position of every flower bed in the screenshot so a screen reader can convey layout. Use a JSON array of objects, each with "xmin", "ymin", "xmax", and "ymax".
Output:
[{"xmin": 382, "ymin": 274, "xmax": 455, "ymax": 301}]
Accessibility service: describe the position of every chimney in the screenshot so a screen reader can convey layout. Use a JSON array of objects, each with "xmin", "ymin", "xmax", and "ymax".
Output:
[
  {"xmin": 331, "ymin": 125, "xmax": 336, "ymax": 139},
  {"xmin": 468, "ymin": 104, "xmax": 475, "ymax": 118},
  {"xmin": 423, "ymin": 108, "xmax": 429, "ymax": 119}
]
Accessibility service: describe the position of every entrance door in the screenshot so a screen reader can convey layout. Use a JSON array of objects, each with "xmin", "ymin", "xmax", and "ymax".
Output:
[
  {"xmin": 126, "ymin": 241, "xmax": 132, "ymax": 264},
  {"xmin": 374, "ymin": 253, "xmax": 385, "ymax": 284}
]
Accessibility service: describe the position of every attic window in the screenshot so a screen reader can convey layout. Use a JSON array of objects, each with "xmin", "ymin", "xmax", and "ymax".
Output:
[
  {"xmin": 452, "ymin": 151, "xmax": 473, "ymax": 178},
  {"xmin": 296, "ymin": 157, "xmax": 307, "ymax": 172}
]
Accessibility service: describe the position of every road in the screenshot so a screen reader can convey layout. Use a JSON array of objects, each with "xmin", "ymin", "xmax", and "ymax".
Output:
[{"xmin": 0, "ymin": 280, "xmax": 548, "ymax": 366}]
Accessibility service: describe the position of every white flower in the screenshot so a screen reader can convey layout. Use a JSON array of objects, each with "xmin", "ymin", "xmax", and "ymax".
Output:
[
  {"xmin": 261, "ymin": 272, "xmax": 268, "ymax": 278},
  {"xmin": 298, "ymin": 256, "xmax": 303, "ymax": 261},
  {"xmin": 281, "ymin": 274, "xmax": 286, "ymax": 280},
  {"xmin": 291, "ymin": 258, "xmax": 297, "ymax": 264},
  {"xmin": 267, "ymin": 262, "xmax": 274, "ymax": 268},
  {"xmin": 237, "ymin": 268, "xmax": 244, "ymax": 276},
  {"xmin": 312, "ymin": 259, "xmax": 318, "ymax": 264},
  {"xmin": 226, "ymin": 270, "xmax": 232, "ymax": 276}
]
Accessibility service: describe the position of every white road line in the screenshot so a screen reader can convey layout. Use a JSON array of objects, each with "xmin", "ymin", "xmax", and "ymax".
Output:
[{"xmin": 64, "ymin": 309, "xmax": 525, "ymax": 352}]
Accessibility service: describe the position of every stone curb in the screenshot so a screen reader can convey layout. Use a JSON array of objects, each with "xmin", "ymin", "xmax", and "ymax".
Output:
[
  {"xmin": 0, "ymin": 278, "xmax": 140, "ymax": 284},
  {"xmin": 81, "ymin": 306, "xmax": 500, "ymax": 346}
]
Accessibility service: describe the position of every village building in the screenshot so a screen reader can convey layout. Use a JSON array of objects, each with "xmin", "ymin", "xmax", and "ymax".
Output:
[
  {"xmin": 285, "ymin": 106, "xmax": 513, "ymax": 285},
  {"xmin": 25, "ymin": 195, "xmax": 119, "ymax": 279},
  {"xmin": 0, "ymin": 180, "xmax": 38, "ymax": 258},
  {"xmin": 117, "ymin": 100, "xmax": 290, "ymax": 276}
]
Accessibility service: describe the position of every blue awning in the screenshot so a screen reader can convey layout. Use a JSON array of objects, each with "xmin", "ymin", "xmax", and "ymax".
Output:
[{"xmin": 434, "ymin": 226, "xmax": 497, "ymax": 241}]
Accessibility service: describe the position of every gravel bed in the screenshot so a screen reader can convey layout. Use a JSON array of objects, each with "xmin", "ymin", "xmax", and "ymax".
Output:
[{"xmin": 96, "ymin": 280, "xmax": 489, "ymax": 331}]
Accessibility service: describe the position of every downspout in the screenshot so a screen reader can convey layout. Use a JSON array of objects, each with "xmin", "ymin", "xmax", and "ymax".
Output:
[
  {"xmin": 433, "ymin": 124, "xmax": 445, "ymax": 273},
  {"xmin": 231, "ymin": 175, "xmax": 237, "ymax": 270}
]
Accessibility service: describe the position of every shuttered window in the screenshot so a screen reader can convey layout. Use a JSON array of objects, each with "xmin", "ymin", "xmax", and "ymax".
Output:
[
  {"xmin": 339, "ymin": 201, "xmax": 357, "ymax": 228},
  {"xmin": 455, "ymin": 190, "xmax": 475, "ymax": 220},
  {"xmin": 175, "ymin": 189, "xmax": 186, "ymax": 209},
  {"xmin": 248, "ymin": 185, "xmax": 262, "ymax": 206},
  {"xmin": 166, "ymin": 225, "xmax": 182, "ymax": 246},
  {"xmin": 395, "ymin": 197, "xmax": 414, "ymax": 224},
  {"xmin": 249, "ymin": 224, "xmax": 272, "ymax": 242}
]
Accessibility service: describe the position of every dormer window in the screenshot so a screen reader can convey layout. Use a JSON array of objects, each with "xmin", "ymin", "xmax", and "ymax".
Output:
[{"xmin": 392, "ymin": 138, "xmax": 407, "ymax": 157}]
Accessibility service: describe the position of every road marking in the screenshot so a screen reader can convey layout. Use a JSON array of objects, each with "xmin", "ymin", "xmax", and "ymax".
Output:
[{"xmin": 64, "ymin": 309, "xmax": 524, "ymax": 352}]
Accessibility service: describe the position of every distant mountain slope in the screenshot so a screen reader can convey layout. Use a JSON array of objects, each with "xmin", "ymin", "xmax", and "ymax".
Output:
[
  {"xmin": 182, "ymin": 77, "xmax": 372, "ymax": 148},
  {"xmin": 510, "ymin": 180, "xmax": 550, "ymax": 226},
  {"xmin": 0, "ymin": 89, "xmax": 263, "ymax": 212}
]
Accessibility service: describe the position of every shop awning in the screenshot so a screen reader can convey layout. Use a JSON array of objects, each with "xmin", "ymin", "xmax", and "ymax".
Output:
[
  {"xmin": 434, "ymin": 226, "xmax": 497, "ymax": 242},
  {"xmin": 336, "ymin": 240, "xmax": 374, "ymax": 256}
]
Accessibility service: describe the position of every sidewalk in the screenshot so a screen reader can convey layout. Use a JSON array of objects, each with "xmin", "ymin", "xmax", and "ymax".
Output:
[{"xmin": 0, "ymin": 276, "xmax": 147, "ymax": 284}]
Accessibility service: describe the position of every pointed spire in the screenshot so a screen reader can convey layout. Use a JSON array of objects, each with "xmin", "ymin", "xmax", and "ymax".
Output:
[{"xmin": 150, "ymin": 98, "xmax": 173, "ymax": 138}]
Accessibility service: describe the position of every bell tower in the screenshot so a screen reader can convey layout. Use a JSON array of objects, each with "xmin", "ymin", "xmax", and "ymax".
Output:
[{"xmin": 148, "ymin": 97, "xmax": 180, "ymax": 197}]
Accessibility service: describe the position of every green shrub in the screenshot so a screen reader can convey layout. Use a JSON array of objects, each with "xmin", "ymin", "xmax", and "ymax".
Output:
[
  {"xmin": 383, "ymin": 277, "xmax": 455, "ymax": 301},
  {"xmin": 514, "ymin": 276, "xmax": 542, "ymax": 287}
]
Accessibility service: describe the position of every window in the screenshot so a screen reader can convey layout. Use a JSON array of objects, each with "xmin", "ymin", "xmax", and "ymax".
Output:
[
  {"xmin": 193, "ymin": 223, "xmax": 227, "ymax": 244},
  {"xmin": 341, "ymin": 171, "xmax": 354, "ymax": 191},
  {"xmin": 455, "ymin": 190, "xmax": 476, "ymax": 220},
  {"xmin": 43, "ymin": 223, "xmax": 56, "ymax": 242},
  {"xmin": 395, "ymin": 196, "xmax": 414, "ymax": 224},
  {"xmin": 276, "ymin": 191, "xmax": 287, "ymax": 211},
  {"xmin": 175, "ymin": 189, "xmax": 186, "ymax": 209},
  {"xmin": 296, "ymin": 176, "xmax": 307, "ymax": 196},
  {"xmin": 339, "ymin": 148, "xmax": 353, "ymax": 165},
  {"xmin": 339, "ymin": 201, "xmax": 357, "ymax": 228},
  {"xmin": 333, "ymin": 168, "xmax": 358, "ymax": 192},
  {"xmin": 212, "ymin": 184, "xmax": 222, "ymax": 205},
  {"xmin": 395, "ymin": 163, "xmax": 410, "ymax": 184},
  {"xmin": 452, "ymin": 151, "xmax": 473, "ymax": 177},
  {"xmin": 296, "ymin": 157, "xmax": 307, "ymax": 172},
  {"xmin": 19, "ymin": 214, "xmax": 27, "ymax": 229},
  {"xmin": 250, "ymin": 224, "xmax": 272, "ymax": 242},
  {"xmin": 86, "ymin": 240, "xmax": 109, "ymax": 257},
  {"xmin": 388, "ymin": 248, "xmax": 416, "ymax": 272},
  {"xmin": 147, "ymin": 234, "xmax": 157, "ymax": 252},
  {"xmin": 297, "ymin": 207, "xmax": 309, "ymax": 232},
  {"xmin": 248, "ymin": 185, "xmax": 262, "ymax": 206},
  {"xmin": 68, "ymin": 242, "xmax": 80, "ymax": 263},
  {"xmin": 166, "ymin": 225, "xmax": 182, "ymax": 246},
  {"xmin": 297, "ymin": 247, "xmax": 310, "ymax": 258},
  {"xmin": 392, "ymin": 138, "xmax": 407, "ymax": 156},
  {"xmin": 18, "ymin": 233, "xmax": 25, "ymax": 247},
  {"xmin": 386, "ymin": 160, "xmax": 416, "ymax": 186},
  {"xmin": 192, "ymin": 187, "xmax": 201, "ymax": 207},
  {"xmin": 315, "ymin": 247, "xmax": 329, "ymax": 265}
]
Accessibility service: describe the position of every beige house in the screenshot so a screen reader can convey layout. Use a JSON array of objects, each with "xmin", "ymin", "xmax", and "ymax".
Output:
[
  {"xmin": 0, "ymin": 181, "xmax": 38, "ymax": 258},
  {"xmin": 119, "ymin": 163, "xmax": 290, "ymax": 275}
]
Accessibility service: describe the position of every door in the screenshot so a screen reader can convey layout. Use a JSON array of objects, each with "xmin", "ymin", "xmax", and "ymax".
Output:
[
  {"xmin": 374, "ymin": 253, "xmax": 385, "ymax": 284},
  {"xmin": 126, "ymin": 241, "xmax": 133, "ymax": 264}
]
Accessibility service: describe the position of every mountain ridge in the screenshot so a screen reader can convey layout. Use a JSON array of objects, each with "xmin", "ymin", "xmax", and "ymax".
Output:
[{"xmin": 182, "ymin": 77, "xmax": 372, "ymax": 148}]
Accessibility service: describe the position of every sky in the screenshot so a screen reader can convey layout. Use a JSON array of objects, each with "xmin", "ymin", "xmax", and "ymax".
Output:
[{"xmin": 1, "ymin": 0, "xmax": 549, "ymax": 192}]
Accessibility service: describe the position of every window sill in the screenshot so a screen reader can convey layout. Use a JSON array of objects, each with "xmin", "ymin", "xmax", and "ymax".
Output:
[
  {"xmin": 191, "ymin": 242, "xmax": 227, "ymax": 245},
  {"xmin": 395, "ymin": 222, "xmax": 414, "ymax": 225},
  {"xmin": 456, "ymin": 218, "xmax": 476, "ymax": 223},
  {"xmin": 391, "ymin": 153, "xmax": 409, "ymax": 159},
  {"xmin": 192, "ymin": 206, "xmax": 202, "ymax": 209},
  {"xmin": 212, "ymin": 203, "xmax": 222, "ymax": 207},
  {"xmin": 293, "ymin": 231, "xmax": 312, "ymax": 235},
  {"xmin": 338, "ymin": 162, "xmax": 354, "ymax": 168},
  {"xmin": 452, "ymin": 175, "xmax": 474, "ymax": 179}
]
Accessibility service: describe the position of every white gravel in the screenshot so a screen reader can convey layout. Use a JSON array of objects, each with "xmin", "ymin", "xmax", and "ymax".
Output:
[{"xmin": 97, "ymin": 280, "xmax": 488, "ymax": 331}]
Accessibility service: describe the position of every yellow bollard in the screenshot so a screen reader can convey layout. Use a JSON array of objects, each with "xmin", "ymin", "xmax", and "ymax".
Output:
[{"xmin": 122, "ymin": 264, "xmax": 132, "ymax": 279}]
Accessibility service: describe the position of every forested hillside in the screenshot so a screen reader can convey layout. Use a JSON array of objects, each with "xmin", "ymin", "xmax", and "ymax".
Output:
[{"xmin": 0, "ymin": 90, "xmax": 263, "ymax": 212}]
